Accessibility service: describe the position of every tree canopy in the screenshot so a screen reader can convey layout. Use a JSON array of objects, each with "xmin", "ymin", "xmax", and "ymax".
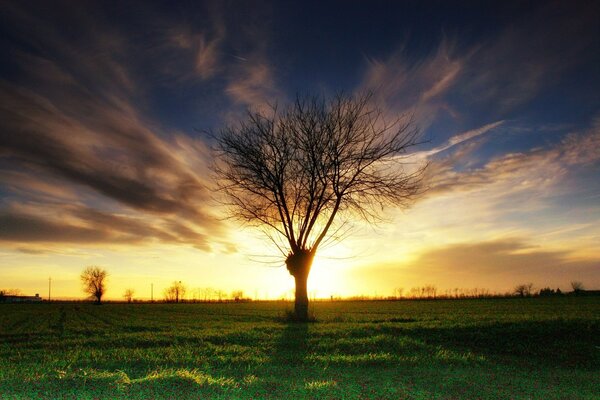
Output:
[
  {"xmin": 80, "ymin": 266, "xmax": 108, "ymax": 304},
  {"xmin": 214, "ymin": 92, "xmax": 426, "ymax": 319}
]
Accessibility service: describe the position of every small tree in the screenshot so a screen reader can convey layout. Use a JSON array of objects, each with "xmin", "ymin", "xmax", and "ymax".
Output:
[
  {"xmin": 514, "ymin": 283, "xmax": 533, "ymax": 297},
  {"xmin": 0, "ymin": 288, "xmax": 23, "ymax": 296},
  {"xmin": 202, "ymin": 287, "xmax": 215, "ymax": 302},
  {"xmin": 231, "ymin": 290, "xmax": 244, "ymax": 302},
  {"xmin": 539, "ymin": 287, "xmax": 557, "ymax": 297},
  {"xmin": 123, "ymin": 288, "xmax": 135, "ymax": 303},
  {"xmin": 394, "ymin": 287, "xmax": 404, "ymax": 299},
  {"xmin": 570, "ymin": 281, "xmax": 584, "ymax": 294},
  {"xmin": 81, "ymin": 266, "xmax": 108, "ymax": 304},
  {"xmin": 214, "ymin": 289, "xmax": 226, "ymax": 302},
  {"xmin": 0, "ymin": 289, "xmax": 23, "ymax": 302},
  {"xmin": 164, "ymin": 281, "xmax": 186, "ymax": 303},
  {"xmin": 214, "ymin": 92, "xmax": 426, "ymax": 320}
]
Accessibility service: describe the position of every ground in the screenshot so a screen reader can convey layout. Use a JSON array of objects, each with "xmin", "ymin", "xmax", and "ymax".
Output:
[{"xmin": 0, "ymin": 297, "xmax": 598, "ymax": 399}]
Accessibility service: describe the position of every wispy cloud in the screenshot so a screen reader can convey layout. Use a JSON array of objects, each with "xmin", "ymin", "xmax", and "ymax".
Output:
[
  {"xmin": 357, "ymin": 2, "xmax": 598, "ymax": 129},
  {"xmin": 358, "ymin": 39, "xmax": 463, "ymax": 129},
  {"xmin": 0, "ymin": 82, "xmax": 213, "ymax": 220},
  {"xmin": 195, "ymin": 34, "xmax": 222, "ymax": 79},
  {"xmin": 561, "ymin": 117, "xmax": 600, "ymax": 166},
  {"xmin": 426, "ymin": 121, "xmax": 600, "ymax": 198},
  {"xmin": 0, "ymin": 212, "xmax": 118, "ymax": 244},
  {"xmin": 412, "ymin": 238, "xmax": 600, "ymax": 289},
  {"xmin": 225, "ymin": 60, "xmax": 283, "ymax": 109},
  {"xmin": 157, "ymin": 3, "xmax": 284, "ymax": 113},
  {"xmin": 350, "ymin": 237, "xmax": 600, "ymax": 292},
  {"xmin": 0, "ymin": 170, "xmax": 79, "ymax": 203},
  {"xmin": 0, "ymin": 4, "xmax": 227, "ymax": 252},
  {"xmin": 0, "ymin": 205, "xmax": 213, "ymax": 252},
  {"xmin": 415, "ymin": 121, "xmax": 504, "ymax": 159},
  {"xmin": 164, "ymin": 23, "xmax": 226, "ymax": 81},
  {"xmin": 459, "ymin": 2, "xmax": 598, "ymax": 114}
]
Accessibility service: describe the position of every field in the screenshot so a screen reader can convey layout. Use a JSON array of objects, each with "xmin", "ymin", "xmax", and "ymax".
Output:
[{"xmin": 0, "ymin": 298, "xmax": 598, "ymax": 399}]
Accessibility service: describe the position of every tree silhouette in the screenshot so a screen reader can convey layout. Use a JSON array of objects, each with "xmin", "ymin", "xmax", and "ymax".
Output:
[
  {"xmin": 231, "ymin": 290, "xmax": 244, "ymax": 302},
  {"xmin": 0, "ymin": 288, "xmax": 23, "ymax": 302},
  {"xmin": 123, "ymin": 288, "xmax": 135, "ymax": 303},
  {"xmin": 570, "ymin": 281, "xmax": 584, "ymax": 294},
  {"xmin": 514, "ymin": 283, "xmax": 533, "ymax": 297},
  {"xmin": 0, "ymin": 288, "xmax": 23, "ymax": 296},
  {"xmin": 164, "ymin": 281, "xmax": 186, "ymax": 303},
  {"xmin": 214, "ymin": 93, "xmax": 426, "ymax": 320},
  {"xmin": 80, "ymin": 266, "xmax": 108, "ymax": 304}
]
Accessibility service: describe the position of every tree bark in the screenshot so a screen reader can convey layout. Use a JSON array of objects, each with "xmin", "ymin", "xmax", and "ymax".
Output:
[
  {"xmin": 286, "ymin": 249, "xmax": 314, "ymax": 321},
  {"xmin": 294, "ymin": 272, "xmax": 309, "ymax": 321}
]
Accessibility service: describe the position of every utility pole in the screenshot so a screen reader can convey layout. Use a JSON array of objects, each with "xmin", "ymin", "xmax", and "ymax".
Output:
[
  {"xmin": 151, "ymin": 283, "xmax": 153, "ymax": 302},
  {"xmin": 48, "ymin": 277, "xmax": 51, "ymax": 301}
]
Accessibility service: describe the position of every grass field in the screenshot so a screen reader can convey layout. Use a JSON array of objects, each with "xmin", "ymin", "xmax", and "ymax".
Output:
[{"xmin": 0, "ymin": 297, "xmax": 598, "ymax": 399}]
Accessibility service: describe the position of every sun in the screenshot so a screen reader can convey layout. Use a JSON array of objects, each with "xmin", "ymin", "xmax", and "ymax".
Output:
[{"xmin": 308, "ymin": 254, "xmax": 346, "ymax": 299}]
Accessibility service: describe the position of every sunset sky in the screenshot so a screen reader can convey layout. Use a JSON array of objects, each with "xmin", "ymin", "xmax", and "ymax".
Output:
[{"xmin": 1, "ymin": 1, "xmax": 599, "ymax": 300}]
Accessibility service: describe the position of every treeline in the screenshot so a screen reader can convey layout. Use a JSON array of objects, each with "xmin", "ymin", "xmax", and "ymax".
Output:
[
  {"xmin": 379, "ymin": 280, "xmax": 594, "ymax": 300},
  {"xmin": 5, "ymin": 265, "xmax": 596, "ymax": 304},
  {"xmin": 164, "ymin": 285, "xmax": 251, "ymax": 303}
]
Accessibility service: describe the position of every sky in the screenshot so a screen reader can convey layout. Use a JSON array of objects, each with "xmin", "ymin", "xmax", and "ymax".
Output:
[{"xmin": 1, "ymin": 0, "xmax": 599, "ymax": 300}]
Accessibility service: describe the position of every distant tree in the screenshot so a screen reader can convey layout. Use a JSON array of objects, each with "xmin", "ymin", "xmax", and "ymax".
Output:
[
  {"xmin": 424, "ymin": 285, "xmax": 437, "ymax": 299},
  {"xmin": 164, "ymin": 281, "xmax": 186, "ymax": 303},
  {"xmin": 0, "ymin": 288, "xmax": 23, "ymax": 296},
  {"xmin": 539, "ymin": 287, "xmax": 555, "ymax": 297},
  {"xmin": 213, "ymin": 92, "xmax": 426, "ymax": 321},
  {"xmin": 0, "ymin": 288, "xmax": 23, "ymax": 302},
  {"xmin": 202, "ymin": 287, "xmax": 215, "ymax": 302},
  {"xmin": 190, "ymin": 288, "xmax": 202, "ymax": 302},
  {"xmin": 81, "ymin": 266, "xmax": 108, "ymax": 304},
  {"xmin": 570, "ymin": 281, "xmax": 584, "ymax": 294},
  {"xmin": 394, "ymin": 287, "xmax": 404, "ymax": 299},
  {"xmin": 214, "ymin": 289, "xmax": 226, "ymax": 302},
  {"xmin": 409, "ymin": 287, "xmax": 421, "ymax": 298},
  {"xmin": 231, "ymin": 290, "xmax": 244, "ymax": 302},
  {"xmin": 123, "ymin": 288, "xmax": 135, "ymax": 303},
  {"xmin": 514, "ymin": 283, "xmax": 533, "ymax": 298}
]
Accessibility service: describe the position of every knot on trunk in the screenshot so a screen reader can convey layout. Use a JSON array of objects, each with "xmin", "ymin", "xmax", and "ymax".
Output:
[{"xmin": 285, "ymin": 249, "xmax": 314, "ymax": 277}]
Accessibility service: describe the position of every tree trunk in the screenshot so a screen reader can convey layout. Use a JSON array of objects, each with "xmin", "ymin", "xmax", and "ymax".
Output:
[
  {"xmin": 286, "ymin": 249, "xmax": 314, "ymax": 321},
  {"xmin": 294, "ymin": 272, "xmax": 309, "ymax": 321}
]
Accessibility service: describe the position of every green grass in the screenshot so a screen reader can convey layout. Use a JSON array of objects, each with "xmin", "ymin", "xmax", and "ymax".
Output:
[{"xmin": 1, "ymin": 297, "xmax": 598, "ymax": 399}]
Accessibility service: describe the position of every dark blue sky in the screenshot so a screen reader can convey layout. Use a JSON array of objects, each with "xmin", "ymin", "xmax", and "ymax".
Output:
[{"xmin": 3, "ymin": 1, "xmax": 597, "ymax": 135}]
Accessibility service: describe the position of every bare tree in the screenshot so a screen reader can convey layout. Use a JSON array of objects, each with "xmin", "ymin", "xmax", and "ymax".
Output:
[
  {"xmin": 202, "ymin": 287, "xmax": 215, "ymax": 302},
  {"xmin": 164, "ymin": 281, "xmax": 186, "ymax": 303},
  {"xmin": 214, "ymin": 92, "xmax": 426, "ymax": 320},
  {"xmin": 394, "ymin": 287, "xmax": 404, "ymax": 299},
  {"xmin": 0, "ymin": 288, "xmax": 23, "ymax": 296},
  {"xmin": 570, "ymin": 281, "xmax": 584, "ymax": 294},
  {"xmin": 0, "ymin": 288, "xmax": 23, "ymax": 302},
  {"xmin": 514, "ymin": 283, "xmax": 533, "ymax": 297},
  {"xmin": 214, "ymin": 289, "xmax": 226, "ymax": 302},
  {"xmin": 123, "ymin": 288, "xmax": 135, "ymax": 303},
  {"xmin": 81, "ymin": 266, "xmax": 108, "ymax": 304},
  {"xmin": 571, "ymin": 281, "xmax": 585, "ymax": 296},
  {"xmin": 231, "ymin": 290, "xmax": 244, "ymax": 302}
]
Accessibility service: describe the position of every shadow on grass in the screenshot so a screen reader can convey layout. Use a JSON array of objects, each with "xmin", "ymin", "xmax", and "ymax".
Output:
[
  {"xmin": 2, "ymin": 317, "xmax": 598, "ymax": 399},
  {"xmin": 273, "ymin": 322, "xmax": 309, "ymax": 366},
  {"xmin": 259, "ymin": 322, "xmax": 328, "ymax": 396},
  {"xmin": 375, "ymin": 319, "xmax": 600, "ymax": 370}
]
